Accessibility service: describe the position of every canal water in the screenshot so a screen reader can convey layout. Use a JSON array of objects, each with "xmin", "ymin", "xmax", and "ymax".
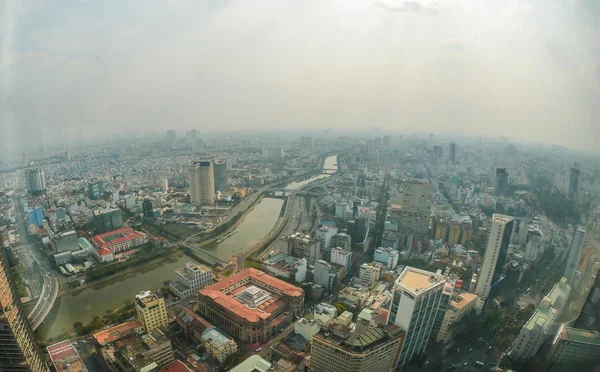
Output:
[
  {"xmin": 284, "ymin": 154, "xmax": 338, "ymax": 189},
  {"xmin": 36, "ymin": 155, "xmax": 335, "ymax": 341}
]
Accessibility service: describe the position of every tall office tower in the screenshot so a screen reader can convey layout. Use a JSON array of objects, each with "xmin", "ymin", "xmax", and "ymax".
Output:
[
  {"xmin": 429, "ymin": 133, "xmax": 434, "ymax": 142},
  {"xmin": 310, "ymin": 310, "xmax": 406, "ymax": 372},
  {"xmin": 166, "ymin": 130, "xmax": 176, "ymax": 142},
  {"xmin": 142, "ymin": 199, "xmax": 153, "ymax": 219},
  {"xmin": 383, "ymin": 135, "xmax": 391, "ymax": 146},
  {"xmin": 188, "ymin": 129, "xmax": 198, "ymax": 142},
  {"xmin": 189, "ymin": 160, "xmax": 215, "ymax": 205},
  {"xmin": 388, "ymin": 267, "xmax": 447, "ymax": 368},
  {"xmin": 568, "ymin": 168, "xmax": 580, "ymax": 197},
  {"xmin": 88, "ymin": 179, "xmax": 105, "ymax": 200},
  {"xmin": 24, "ymin": 168, "xmax": 46, "ymax": 195},
  {"xmin": 213, "ymin": 158, "xmax": 228, "ymax": 193},
  {"xmin": 494, "ymin": 168, "xmax": 509, "ymax": 197},
  {"xmin": 0, "ymin": 236, "xmax": 48, "ymax": 371},
  {"xmin": 160, "ymin": 179, "xmax": 169, "ymax": 192},
  {"xmin": 54, "ymin": 230, "xmax": 79, "ymax": 253},
  {"xmin": 135, "ymin": 291, "xmax": 168, "ymax": 334},
  {"xmin": 93, "ymin": 208, "xmax": 124, "ymax": 234},
  {"xmin": 300, "ymin": 136, "xmax": 313, "ymax": 147},
  {"xmin": 475, "ymin": 214, "xmax": 515, "ymax": 312},
  {"xmin": 433, "ymin": 145, "xmax": 443, "ymax": 162},
  {"xmin": 564, "ymin": 227, "xmax": 586, "ymax": 283},
  {"xmin": 449, "ymin": 143, "xmax": 457, "ymax": 165},
  {"xmin": 392, "ymin": 179, "xmax": 433, "ymax": 241}
]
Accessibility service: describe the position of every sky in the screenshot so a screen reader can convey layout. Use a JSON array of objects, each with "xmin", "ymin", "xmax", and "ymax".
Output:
[{"xmin": 1, "ymin": 0, "xmax": 599, "ymax": 152}]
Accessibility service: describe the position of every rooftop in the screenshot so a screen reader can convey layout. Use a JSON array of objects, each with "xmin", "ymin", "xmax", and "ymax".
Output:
[
  {"xmin": 135, "ymin": 290, "xmax": 161, "ymax": 305},
  {"xmin": 201, "ymin": 328, "xmax": 235, "ymax": 348},
  {"xmin": 47, "ymin": 340, "xmax": 86, "ymax": 372},
  {"xmin": 161, "ymin": 360, "xmax": 193, "ymax": 372},
  {"xmin": 230, "ymin": 355, "xmax": 272, "ymax": 372},
  {"xmin": 396, "ymin": 266, "xmax": 445, "ymax": 295},
  {"xmin": 451, "ymin": 293, "xmax": 478, "ymax": 311},
  {"xmin": 91, "ymin": 227, "xmax": 145, "ymax": 248},
  {"xmin": 492, "ymin": 214, "xmax": 515, "ymax": 224},
  {"xmin": 561, "ymin": 327, "xmax": 600, "ymax": 345},
  {"xmin": 525, "ymin": 298, "xmax": 558, "ymax": 331},
  {"xmin": 93, "ymin": 320, "xmax": 144, "ymax": 345}
]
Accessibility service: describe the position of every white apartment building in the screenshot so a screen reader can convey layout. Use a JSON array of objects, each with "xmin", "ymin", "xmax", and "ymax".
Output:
[
  {"xmin": 512, "ymin": 278, "xmax": 571, "ymax": 360},
  {"xmin": 373, "ymin": 247, "xmax": 399, "ymax": 270},
  {"xmin": 475, "ymin": 214, "xmax": 515, "ymax": 312},
  {"xmin": 317, "ymin": 226, "xmax": 338, "ymax": 251},
  {"xmin": 200, "ymin": 328, "xmax": 238, "ymax": 363},
  {"xmin": 359, "ymin": 263, "xmax": 381, "ymax": 286},
  {"xmin": 330, "ymin": 247, "xmax": 352, "ymax": 274},
  {"xmin": 169, "ymin": 262, "xmax": 213, "ymax": 298},
  {"xmin": 189, "ymin": 160, "xmax": 215, "ymax": 205},
  {"xmin": 389, "ymin": 266, "xmax": 447, "ymax": 368}
]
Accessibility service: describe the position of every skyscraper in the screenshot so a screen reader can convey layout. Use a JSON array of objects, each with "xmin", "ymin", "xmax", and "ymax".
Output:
[
  {"xmin": 449, "ymin": 143, "xmax": 457, "ymax": 165},
  {"xmin": 564, "ymin": 227, "xmax": 586, "ymax": 283},
  {"xmin": 166, "ymin": 130, "xmax": 176, "ymax": 142},
  {"xmin": 142, "ymin": 199, "xmax": 154, "ymax": 219},
  {"xmin": 135, "ymin": 291, "xmax": 168, "ymax": 334},
  {"xmin": 0, "ymin": 236, "xmax": 48, "ymax": 371},
  {"xmin": 93, "ymin": 208, "xmax": 124, "ymax": 234},
  {"xmin": 433, "ymin": 145, "xmax": 443, "ymax": 162},
  {"xmin": 568, "ymin": 168, "xmax": 580, "ymax": 197},
  {"xmin": 494, "ymin": 168, "xmax": 509, "ymax": 197},
  {"xmin": 24, "ymin": 168, "xmax": 46, "ymax": 195},
  {"xmin": 475, "ymin": 214, "xmax": 515, "ymax": 312},
  {"xmin": 300, "ymin": 136, "xmax": 313, "ymax": 147},
  {"xmin": 189, "ymin": 160, "xmax": 215, "ymax": 205},
  {"xmin": 388, "ymin": 267, "xmax": 447, "ymax": 368},
  {"xmin": 88, "ymin": 179, "xmax": 105, "ymax": 200},
  {"xmin": 391, "ymin": 179, "xmax": 433, "ymax": 242},
  {"xmin": 213, "ymin": 158, "xmax": 228, "ymax": 193}
]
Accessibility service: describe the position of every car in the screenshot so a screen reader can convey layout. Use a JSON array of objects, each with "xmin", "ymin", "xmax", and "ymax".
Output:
[
  {"xmin": 488, "ymin": 346, "xmax": 493, "ymax": 351},
  {"xmin": 469, "ymin": 348, "xmax": 473, "ymax": 352},
  {"xmin": 464, "ymin": 362, "xmax": 468, "ymax": 366},
  {"xmin": 256, "ymin": 347, "xmax": 262, "ymax": 352}
]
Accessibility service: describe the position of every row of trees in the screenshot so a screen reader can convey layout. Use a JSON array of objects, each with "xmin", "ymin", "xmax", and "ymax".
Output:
[{"xmin": 73, "ymin": 300, "xmax": 136, "ymax": 336}]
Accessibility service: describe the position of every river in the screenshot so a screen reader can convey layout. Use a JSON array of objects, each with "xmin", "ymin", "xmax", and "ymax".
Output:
[
  {"xmin": 36, "ymin": 155, "xmax": 335, "ymax": 341},
  {"xmin": 284, "ymin": 154, "xmax": 338, "ymax": 189}
]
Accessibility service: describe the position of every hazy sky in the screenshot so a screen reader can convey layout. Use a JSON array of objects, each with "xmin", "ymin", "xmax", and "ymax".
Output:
[{"xmin": 1, "ymin": 0, "xmax": 599, "ymax": 151}]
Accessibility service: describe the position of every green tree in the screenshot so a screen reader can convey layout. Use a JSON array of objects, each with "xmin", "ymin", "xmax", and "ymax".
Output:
[{"xmin": 335, "ymin": 303, "xmax": 346, "ymax": 315}]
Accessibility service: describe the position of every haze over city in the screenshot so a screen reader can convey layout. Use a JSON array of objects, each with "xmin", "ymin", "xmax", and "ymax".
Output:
[{"xmin": 1, "ymin": 0, "xmax": 599, "ymax": 151}]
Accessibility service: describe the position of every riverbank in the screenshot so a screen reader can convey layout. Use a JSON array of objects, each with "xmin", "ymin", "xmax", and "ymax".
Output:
[{"xmin": 58, "ymin": 246, "xmax": 181, "ymax": 298}]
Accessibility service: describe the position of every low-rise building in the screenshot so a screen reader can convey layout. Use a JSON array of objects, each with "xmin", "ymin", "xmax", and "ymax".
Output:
[
  {"xmin": 359, "ymin": 263, "xmax": 381, "ymax": 285},
  {"xmin": 48, "ymin": 340, "xmax": 88, "ymax": 372},
  {"xmin": 169, "ymin": 262, "xmax": 213, "ymax": 298},
  {"xmin": 294, "ymin": 318, "xmax": 321, "ymax": 341},
  {"xmin": 200, "ymin": 328, "xmax": 238, "ymax": 363},
  {"xmin": 174, "ymin": 307, "xmax": 212, "ymax": 344},
  {"xmin": 91, "ymin": 227, "xmax": 148, "ymax": 254},
  {"xmin": 231, "ymin": 355, "xmax": 271, "ymax": 372},
  {"xmin": 373, "ymin": 247, "xmax": 399, "ymax": 270},
  {"xmin": 313, "ymin": 303, "xmax": 337, "ymax": 324},
  {"xmin": 263, "ymin": 253, "xmax": 307, "ymax": 283},
  {"xmin": 317, "ymin": 226, "xmax": 338, "ymax": 251},
  {"xmin": 314, "ymin": 260, "xmax": 343, "ymax": 291}
]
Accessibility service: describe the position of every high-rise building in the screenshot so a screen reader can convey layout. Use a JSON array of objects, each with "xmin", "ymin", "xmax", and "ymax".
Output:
[
  {"xmin": 330, "ymin": 247, "xmax": 352, "ymax": 274},
  {"xmin": 358, "ymin": 263, "xmax": 381, "ymax": 285},
  {"xmin": 142, "ymin": 199, "xmax": 153, "ymax": 219},
  {"xmin": 213, "ymin": 158, "xmax": 228, "ymax": 193},
  {"xmin": 54, "ymin": 230, "xmax": 79, "ymax": 253},
  {"xmin": 390, "ymin": 179, "xmax": 433, "ymax": 241},
  {"xmin": 511, "ymin": 278, "xmax": 570, "ymax": 361},
  {"xmin": 383, "ymin": 135, "xmax": 391, "ymax": 146},
  {"xmin": 93, "ymin": 208, "xmax": 124, "ymax": 234},
  {"xmin": 433, "ymin": 145, "xmax": 443, "ymax": 162},
  {"xmin": 135, "ymin": 291, "xmax": 168, "ymax": 334},
  {"xmin": 188, "ymin": 129, "xmax": 198, "ymax": 142},
  {"xmin": 88, "ymin": 179, "xmax": 105, "ymax": 200},
  {"xmin": 431, "ymin": 282, "xmax": 455, "ymax": 341},
  {"xmin": 286, "ymin": 232, "xmax": 321, "ymax": 265},
  {"xmin": 310, "ymin": 310, "xmax": 405, "ymax": 372},
  {"xmin": 314, "ymin": 260, "xmax": 339, "ymax": 291},
  {"xmin": 494, "ymin": 168, "xmax": 509, "ymax": 197},
  {"xmin": 548, "ymin": 326, "xmax": 600, "ymax": 367},
  {"xmin": 300, "ymin": 136, "xmax": 313, "ymax": 147},
  {"xmin": 475, "ymin": 214, "xmax": 515, "ymax": 312},
  {"xmin": 568, "ymin": 168, "xmax": 580, "ymax": 197},
  {"xmin": 335, "ymin": 202, "xmax": 348, "ymax": 221},
  {"xmin": 564, "ymin": 227, "xmax": 586, "ymax": 283},
  {"xmin": 388, "ymin": 267, "xmax": 447, "ymax": 368},
  {"xmin": 317, "ymin": 226, "xmax": 338, "ymax": 251},
  {"xmin": 449, "ymin": 143, "xmax": 457, "ymax": 165},
  {"xmin": 24, "ymin": 168, "xmax": 46, "ymax": 195},
  {"xmin": 166, "ymin": 130, "xmax": 176, "ymax": 142},
  {"xmin": 160, "ymin": 179, "xmax": 169, "ymax": 192},
  {"xmin": 168, "ymin": 261, "xmax": 213, "ymax": 298},
  {"xmin": 189, "ymin": 160, "xmax": 215, "ymax": 205},
  {"xmin": 0, "ymin": 236, "xmax": 48, "ymax": 371}
]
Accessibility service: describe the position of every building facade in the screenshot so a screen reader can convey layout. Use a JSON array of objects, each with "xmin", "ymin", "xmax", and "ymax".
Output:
[
  {"xmin": 494, "ymin": 168, "xmax": 509, "ymax": 197},
  {"xmin": 388, "ymin": 267, "xmax": 447, "ymax": 368},
  {"xmin": 213, "ymin": 158, "xmax": 228, "ymax": 192},
  {"xmin": 330, "ymin": 247, "xmax": 352, "ymax": 274},
  {"xmin": 25, "ymin": 168, "xmax": 46, "ymax": 195},
  {"xmin": 568, "ymin": 168, "xmax": 580, "ymax": 197},
  {"xmin": 373, "ymin": 247, "xmax": 399, "ymax": 270},
  {"xmin": 88, "ymin": 179, "xmax": 105, "ymax": 200},
  {"xmin": 435, "ymin": 292, "xmax": 478, "ymax": 344},
  {"xmin": 55, "ymin": 230, "xmax": 79, "ymax": 253},
  {"xmin": 390, "ymin": 179, "xmax": 433, "ymax": 241},
  {"xmin": 359, "ymin": 263, "xmax": 381, "ymax": 285},
  {"xmin": 189, "ymin": 160, "xmax": 215, "ymax": 205},
  {"xmin": 286, "ymin": 233, "xmax": 321, "ymax": 265},
  {"xmin": 91, "ymin": 227, "xmax": 148, "ymax": 254},
  {"xmin": 548, "ymin": 326, "xmax": 600, "ymax": 367},
  {"xmin": 93, "ymin": 208, "xmax": 124, "ymax": 234},
  {"xmin": 200, "ymin": 328, "xmax": 238, "ymax": 363},
  {"xmin": 564, "ymin": 227, "xmax": 586, "ymax": 284},
  {"xmin": 135, "ymin": 291, "xmax": 168, "ymax": 334},
  {"xmin": 475, "ymin": 214, "xmax": 515, "ymax": 312},
  {"xmin": 317, "ymin": 226, "xmax": 338, "ymax": 251},
  {"xmin": 0, "ymin": 237, "xmax": 48, "ymax": 371}
]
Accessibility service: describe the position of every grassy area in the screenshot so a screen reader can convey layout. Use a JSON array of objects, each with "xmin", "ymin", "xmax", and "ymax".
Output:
[
  {"xmin": 221, "ymin": 268, "xmax": 234, "ymax": 277},
  {"xmin": 244, "ymin": 259, "xmax": 263, "ymax": 269},
  {"xmin": 12, "ymin": 266, "xmax": 29, "ymax": 298},
  {"xmin": 160, "ymin": 223, "xmax": 196, "ymax": 238}
]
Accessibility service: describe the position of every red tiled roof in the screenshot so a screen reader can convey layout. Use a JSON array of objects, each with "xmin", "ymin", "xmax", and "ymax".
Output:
[
  {"xmin": 93, "ymin": 320, "xmax": 143, "ymax": 345},
  {"xmin": 161, "ymin": 360, "xmax": 193, "ymax": 372},
  {"xmin": 47, "ymin": 340, "xmax": 76, "ymax": 362},
  {"xmin": 91, "ymin": 227, "xmax": 144, "ymax": 249},
  {"xmin": 198, "ymin": 269, "xmax": 302, "ymax": 323}
]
